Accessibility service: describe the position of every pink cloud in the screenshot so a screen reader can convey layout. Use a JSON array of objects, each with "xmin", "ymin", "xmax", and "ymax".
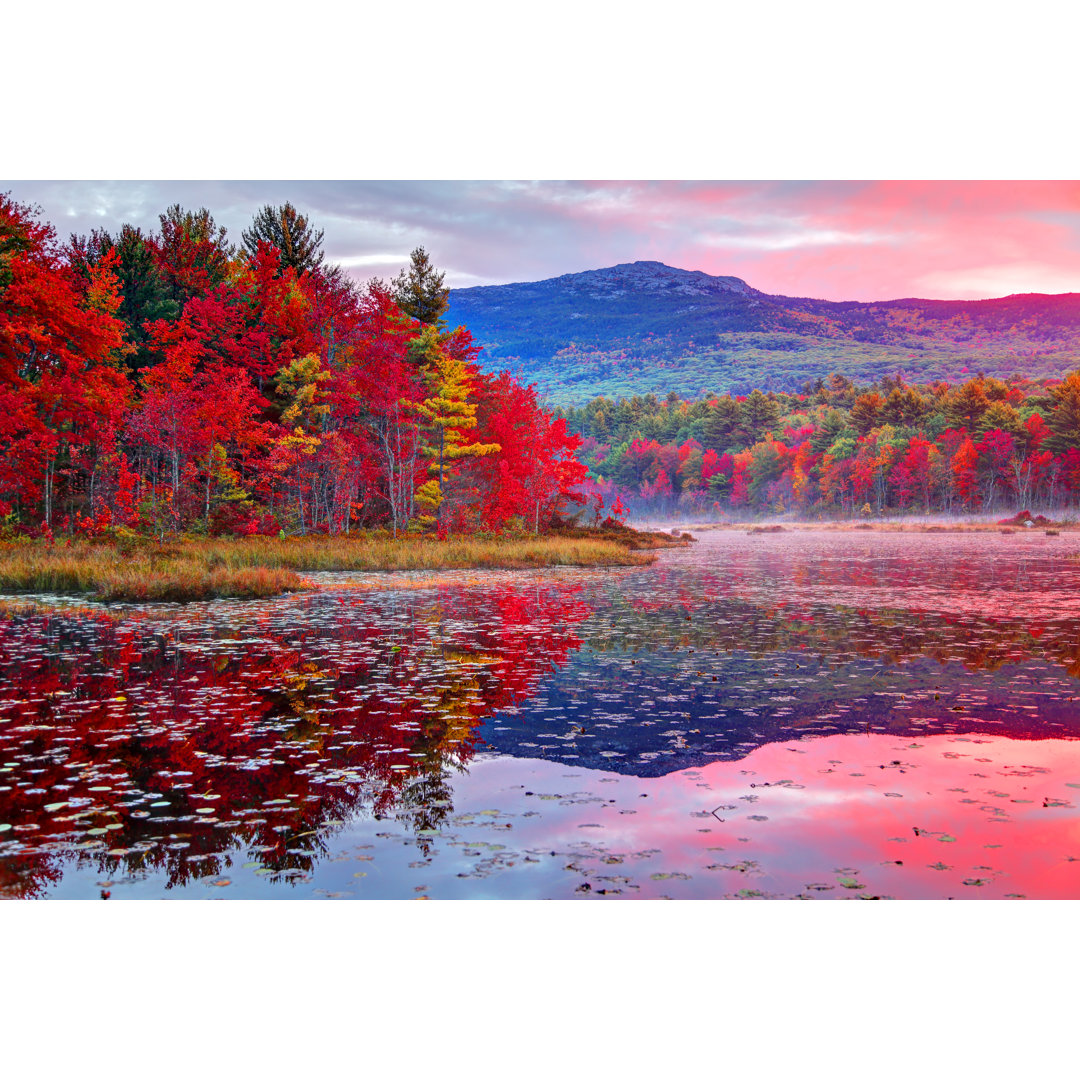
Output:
[{"xmin": 8, "ymin": 180, "xmax": 1080, "ymax": 300}]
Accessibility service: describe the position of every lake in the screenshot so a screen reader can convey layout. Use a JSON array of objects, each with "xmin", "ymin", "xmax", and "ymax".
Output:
[{"xmin": 3, "ymin": 528, "xmax": 1080, "ymax": 899}]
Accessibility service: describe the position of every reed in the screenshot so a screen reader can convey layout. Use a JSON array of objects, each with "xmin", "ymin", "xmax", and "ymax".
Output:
[
  {"xmin": 0, "ymin": 533, "xmax": 654, "ymax": 602},
  {"xmin": 199, "ymin": 534, "xmax": 657, "ymax": 572}
]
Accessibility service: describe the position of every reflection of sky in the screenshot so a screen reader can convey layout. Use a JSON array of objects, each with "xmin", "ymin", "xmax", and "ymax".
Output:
[
  {"xmin": 44, "ymin": 734, "xmax": 1080, "ymax": 899},
  {"xmin": 7, "ymin": 180, "xmax": 1080, "ymax": 300}
]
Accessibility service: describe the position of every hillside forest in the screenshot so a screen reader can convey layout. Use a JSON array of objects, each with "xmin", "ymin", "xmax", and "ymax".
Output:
[
  {"xmin": 556, "ymin": 374, "xmax": 1080, "ymax": 519},
  {"xmin": 446, "ymin": 261, "xmax": 1080, "ymax": 403},
  {"xmin": 0, "ymin": 195, "xmax": 588, "ymax": 540}
]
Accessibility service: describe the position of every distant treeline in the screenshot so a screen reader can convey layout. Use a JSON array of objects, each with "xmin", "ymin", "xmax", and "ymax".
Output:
[{"xmin": 555, "ymin": 372, "xmax": 1080, "ymax": 518}]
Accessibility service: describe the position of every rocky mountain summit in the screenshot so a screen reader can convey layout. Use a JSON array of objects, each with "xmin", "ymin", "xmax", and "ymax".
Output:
[
  {"xmin": 537, "ymin": 261, "xmax": 758, "ymax": 299},
  {"xmin": 446, "ymin": 262, "xmax": 1080, "ymax": 403}
]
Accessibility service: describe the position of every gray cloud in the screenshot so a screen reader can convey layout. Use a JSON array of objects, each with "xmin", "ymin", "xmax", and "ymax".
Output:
[{"xmin": 5, "ymin": 181, "xmax": 1079, "ymax": 300}]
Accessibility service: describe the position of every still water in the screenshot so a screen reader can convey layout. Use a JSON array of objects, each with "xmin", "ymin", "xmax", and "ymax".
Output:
[{"xmin": 3, "ymin": 529, "xmax": 1080, "ymax": 899}]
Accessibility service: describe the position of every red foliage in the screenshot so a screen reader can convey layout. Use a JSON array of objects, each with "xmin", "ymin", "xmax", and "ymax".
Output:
[
  {"xmin": 951, "ymin": 436, "xmax": 979, "ymax": 507},
  {"xmin": 0, "ymin": 199, "xmax": 586, "ymax": 538},
  {"xmin": 0, "ymin": 195, "xmax": 129, "ymax": 523},
  {"xmin": 471, "ymin": 373, "xmax": 588, "ymax": 530}
]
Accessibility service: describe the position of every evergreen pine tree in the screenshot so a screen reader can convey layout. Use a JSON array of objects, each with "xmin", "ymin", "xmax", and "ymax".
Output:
[
  {"xmin": 1046, "ymin": 373, "xmax": 1080, "ymax": 453},
  {"xmin": 739, "ymin": 389, "xmax": 781, "ymax": 443},
  {"xmin": 242, "ymin": 202, "xmax": 325, "ymax": 275},
  {"xmin": 393, "ymin": 247, "xmax": 449, "ymax": 327},
  {"xmin": 67, "ymin": 225, "xmax": 178, "ymax": 376},
  {"xmin": 701, "ymin": 396, "xmax": 741, "ymax": 451}
]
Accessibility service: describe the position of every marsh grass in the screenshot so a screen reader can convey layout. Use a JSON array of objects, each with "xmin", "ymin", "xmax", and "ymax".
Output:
[
  {"xmin": 0, "ymin": 546, "xmax": 305, "ymax": 602},
  {"xmin": 548, "ymin": 522, "xmax": 696, "ymax": 550},
  {"xmin": 0, "ymin": 533, "xmax": 654, "ymax": 602},
  {"xmin": 207, "ymin": 533, "xmax": 658, "ymax": 572}
]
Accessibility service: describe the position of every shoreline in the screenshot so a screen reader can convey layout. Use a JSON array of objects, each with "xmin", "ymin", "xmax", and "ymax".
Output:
[
  {"xmin": 0, "ymin": 530, "xmax": 686, "ymax": 604},
  {"xmin": 663, "ymin": 519, "xmax": 1074, "ymax": 535}
]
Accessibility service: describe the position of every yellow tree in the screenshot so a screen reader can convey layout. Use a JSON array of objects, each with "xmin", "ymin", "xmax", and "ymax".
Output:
[
  {"xmin": 411, "ymin": 327, "xmax": 499, "ymax": 528},
  {"xmin": 272, "ymin": 353, "xmax": 329, "ymax": 531},
  {"xmin": 276, "ymin": 352, "xmax": 330, "ymax": 433}
]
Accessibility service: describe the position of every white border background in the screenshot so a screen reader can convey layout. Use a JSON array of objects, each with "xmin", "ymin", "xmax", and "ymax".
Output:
[{"xmin": 4, "ymin": 1, "xmax": 1078, "ymax": 1076}]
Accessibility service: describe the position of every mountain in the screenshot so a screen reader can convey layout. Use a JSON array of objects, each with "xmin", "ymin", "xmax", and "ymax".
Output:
[{"xmin": 446, "ymin": 261, "xmax": 1080, "ymax": 403}]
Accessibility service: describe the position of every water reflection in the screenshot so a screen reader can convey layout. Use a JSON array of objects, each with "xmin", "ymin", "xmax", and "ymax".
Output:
[
  {"xmin": 0, "ymin": 583, "xmax": 590, "ymax": 897},
  {"xmin": 2, "ymin": 531, "xmax": 1080, "ymax": 898}
]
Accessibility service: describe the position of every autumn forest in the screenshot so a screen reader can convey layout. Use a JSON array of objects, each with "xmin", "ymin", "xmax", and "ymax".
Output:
[
  {"xmin": 559, "ymin": 372, "xmax": 1080, "ymax": 519},
  {"xmin": 8, "ymin": 187, "xmax": 1080, "ymax": 548},
  {"xmin": 6, "ymin": 177, "xmax": 1080, "ymax": 908},
  {"xmin": 0, "ymin": 194, "xmax": 589, "ymax": 542}
]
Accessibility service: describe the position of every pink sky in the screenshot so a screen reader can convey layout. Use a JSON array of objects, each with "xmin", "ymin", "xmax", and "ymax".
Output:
[{"xmin": 8, "ymin": 180, "xmax": 1080, "ymax": 300}]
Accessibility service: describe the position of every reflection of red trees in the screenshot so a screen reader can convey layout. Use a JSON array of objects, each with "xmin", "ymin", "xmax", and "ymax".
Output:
[
  {"xmin": 672, "ymin": 543, "xmax": 1075, "ymax": 618},
  {"xmin": 621, "ymin": 557, "xmax": 1080, "ymax": 677},
  {"xmin": 0, "ymin": 584, "xmax": 589, "ymax": 897}
]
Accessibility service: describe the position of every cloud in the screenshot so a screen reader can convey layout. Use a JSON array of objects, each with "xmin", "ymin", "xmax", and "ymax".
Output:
[
  {"xmin": 916, "ymin": 263, "xmax": 1080, "ymax": 300},
  {"xmin": 334, "ymin": 253, "xmax": 413, "ymax": 268},
  {"xmin": 5, "ymin": 180, "xmax": 1080, "ymax": 300},
  {"xmin": 701, "ymin": 227, "xmax": 904, "ymax": 252}
]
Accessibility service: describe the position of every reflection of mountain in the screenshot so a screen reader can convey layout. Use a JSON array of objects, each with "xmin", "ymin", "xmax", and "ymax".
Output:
[
  {"xmin": 473, "ymin": 555, "xmax": 1080, "ymax": 775},
  {"xmin": 0, "ymin": 585, "xmax": 591, "ymax": 898},
  {"xmin": 479, "ymin": 652, "xmax": 1080, "ymax": 777}
]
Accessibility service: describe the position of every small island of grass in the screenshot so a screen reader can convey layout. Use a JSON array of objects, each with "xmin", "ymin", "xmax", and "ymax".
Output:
[{"xmin": 0, "ymin": 526, "xmax": 692, "ymax": 603}]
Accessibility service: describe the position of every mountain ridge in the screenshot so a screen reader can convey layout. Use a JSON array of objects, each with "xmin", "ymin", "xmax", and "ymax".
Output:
[
  {"xmin": 446, "ymin": 261, "xmax": 1080, "ymax": 403},
  {"xmin": 457, "ymin": 260, "xmax": 761, "ymax": 298},
  {"xmin": 453, "ymin": 258, "xmax": 1080, "ymax": 311}
]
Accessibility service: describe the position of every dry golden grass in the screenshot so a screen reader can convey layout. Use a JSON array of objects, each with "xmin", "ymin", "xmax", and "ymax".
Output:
[
  {"xmin": 0, "ymin": 534, "xmax": 654, "ymax": 602},
  {"xmin": 549, "ymin": 522, "xmax": 696, "ymax": 550},
  {"xmin": 0, "ymin": 545, "xmax": 305, "ymax": 602},
  {"xmin": 201, "ymin": 534, "xmax": 656, "ymax": 572}
]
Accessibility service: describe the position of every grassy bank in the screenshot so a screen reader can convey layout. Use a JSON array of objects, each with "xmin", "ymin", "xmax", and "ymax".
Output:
[
  {"xmin": 0, "ymin": 532, "xmax": 662, "ymax": 602},
  {"xmin": 0, "ymin": 546, "xmax": 305, "ymax": 602}
]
